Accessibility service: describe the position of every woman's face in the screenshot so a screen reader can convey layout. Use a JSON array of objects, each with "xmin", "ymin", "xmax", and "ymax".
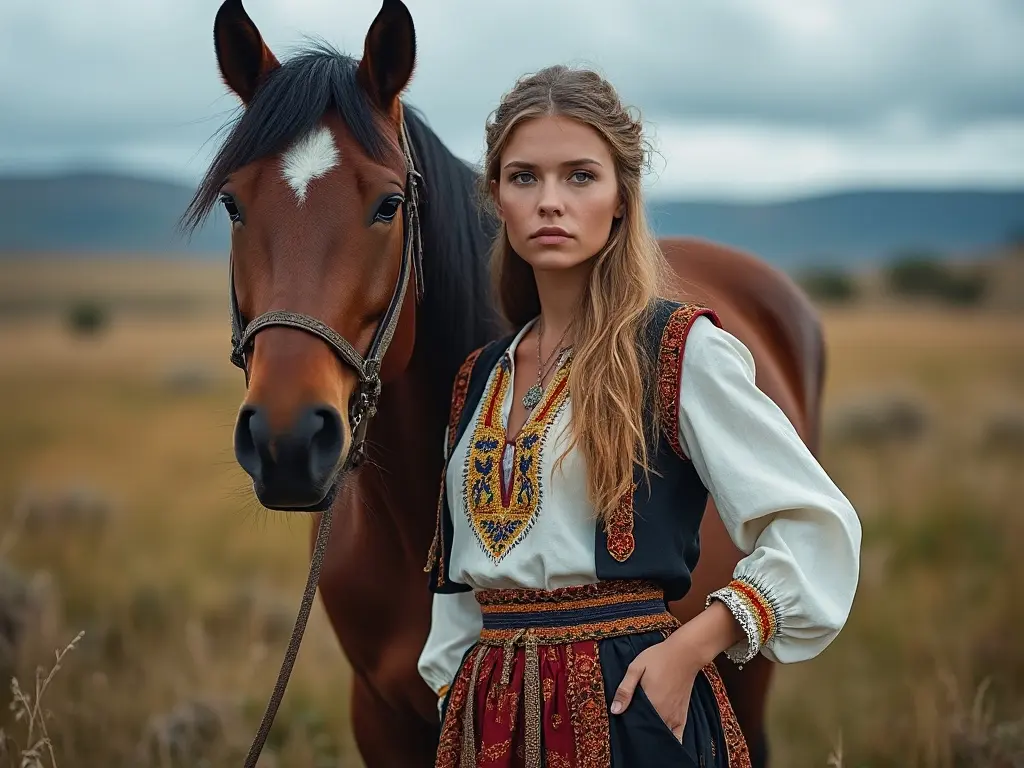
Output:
[{"xmin": 491, "ymin": 114, "xmax": 623, "ymax": 274}]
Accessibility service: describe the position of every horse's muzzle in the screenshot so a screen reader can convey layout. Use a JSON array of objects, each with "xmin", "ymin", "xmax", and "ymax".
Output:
[{"xmin": 234, "ymin": 402, "xmax": 345, "ymax": 510}]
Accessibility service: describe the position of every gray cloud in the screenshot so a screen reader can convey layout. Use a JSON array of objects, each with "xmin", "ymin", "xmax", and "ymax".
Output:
[
  {"xmin": 402, "ymin": 0, "xmax": 1024, "ymax": 137},
  {"xmin": 0, "ymin": 0, "xmax": 1021, "ymax": 198}
]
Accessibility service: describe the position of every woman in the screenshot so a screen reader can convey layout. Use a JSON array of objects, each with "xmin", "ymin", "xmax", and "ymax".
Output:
[{"xmin": 419, "ymin": 65, "xmax": 861, "ymax": 768}]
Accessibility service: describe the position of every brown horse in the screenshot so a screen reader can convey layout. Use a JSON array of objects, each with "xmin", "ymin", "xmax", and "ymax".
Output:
[{"xmin": 182, "ymin": 2, "xmax": 825, "ymax": 766}]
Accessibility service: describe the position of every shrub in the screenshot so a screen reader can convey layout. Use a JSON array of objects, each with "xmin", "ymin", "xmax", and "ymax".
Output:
[
  {"xmin": 797, "ymin": 267, "xmax": 859, "ymax": 303},
  {"xmin": 824, "ymin": 391, "xmax": 930, "ymax": 447},
  {"xmin": 884, "ymin": 252, "xmax": 987, "ymax": 306},
  {"xmin": 65, "ymin": 300, "xmax": 109, "ymax": 336},
  {"xmin": 941, "ymin": 270, "xmax": 987, "ymax": 305},
  {"xmin": 980, "ymin": 406, "xmax": 1024, "ymax": 455}
]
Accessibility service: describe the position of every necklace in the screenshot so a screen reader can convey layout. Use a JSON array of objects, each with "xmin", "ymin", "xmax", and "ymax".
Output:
[{"xmin": 522, "ymin": 317, "xmax": 571, "ymax": 410}]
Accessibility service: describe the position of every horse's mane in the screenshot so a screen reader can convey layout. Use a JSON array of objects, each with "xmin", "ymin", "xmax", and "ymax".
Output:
[
  {"xmin": 401, "ymin": 106, "xmax": 504, "ymax": 382},
  {"xmin": 180, "ymin": 40, "xmax": 502, "ymax": 386}
]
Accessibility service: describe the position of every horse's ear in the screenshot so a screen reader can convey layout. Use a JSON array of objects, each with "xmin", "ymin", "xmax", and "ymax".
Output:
[
  {"xmin": 357, "ymin": 0, "xmax": 416, "ymax": 115},
  {"xmin": 213, "ymin": 0, "xmax": 280, "ymax": 104}
]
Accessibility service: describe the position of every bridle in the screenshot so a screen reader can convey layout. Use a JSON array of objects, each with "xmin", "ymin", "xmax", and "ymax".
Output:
[
  {"xmin": 228, "ymin": 118, "xmax": 424, "ymax": 471},
  {"xmin": 230, "ymin": 117, "xmax": 424, "ymax": 768}
]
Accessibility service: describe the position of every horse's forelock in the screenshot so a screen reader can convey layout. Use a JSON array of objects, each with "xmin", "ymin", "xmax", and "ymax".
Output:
[{"xmin": 180, "ymin": 42, "xmax": 389, "ymax": 234}]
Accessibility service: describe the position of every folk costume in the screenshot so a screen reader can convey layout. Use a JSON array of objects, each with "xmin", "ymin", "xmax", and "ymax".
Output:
[{"xmin": 420, "ymin": 299, "xmax": 861, "ymax": 768}]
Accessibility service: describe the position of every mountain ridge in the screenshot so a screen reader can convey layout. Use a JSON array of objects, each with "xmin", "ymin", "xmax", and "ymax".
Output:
[{"xmin": 2, "ymin": 171, "xmax": 1022, "ymax": 270}]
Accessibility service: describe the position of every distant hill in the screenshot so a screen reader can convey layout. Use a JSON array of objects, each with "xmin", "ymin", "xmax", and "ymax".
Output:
[
  {"xmin": 0, "ymin": 173, "xmax": 230, "ymax": 256},
  {"xmin": 2, "ymin": 171, "xmax": 1022, "ymax": 270},
  {"xmin": 650, "ymin": 190, "xmax": 1024, "ymax": 268}
]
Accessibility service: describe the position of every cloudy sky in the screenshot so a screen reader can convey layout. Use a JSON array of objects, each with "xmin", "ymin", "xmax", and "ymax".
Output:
[{"xmin": 1, "ymin": 0, "xmax": 1022, "ymax": 201}]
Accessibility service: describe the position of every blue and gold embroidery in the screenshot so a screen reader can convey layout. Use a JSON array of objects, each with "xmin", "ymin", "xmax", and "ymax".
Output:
[{"xmin": 463, "ymin": 354, "xmax": 571, "ymax": 563}]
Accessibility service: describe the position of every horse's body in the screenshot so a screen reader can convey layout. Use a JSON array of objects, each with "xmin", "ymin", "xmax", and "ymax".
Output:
[{"xmin": 188, "ymin": 3, "xmax": 825, "ymax": 766}]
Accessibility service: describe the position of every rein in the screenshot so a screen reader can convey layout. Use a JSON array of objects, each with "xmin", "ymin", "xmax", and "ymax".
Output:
[{"xmin": 227, "ymin": 117, "xmax": 424, "ymax": 768}]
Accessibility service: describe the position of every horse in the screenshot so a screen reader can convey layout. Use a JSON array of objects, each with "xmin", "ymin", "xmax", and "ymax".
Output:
[{"xmin": 182, "ymin": 2, "xmax": 826, "ymax": 766}]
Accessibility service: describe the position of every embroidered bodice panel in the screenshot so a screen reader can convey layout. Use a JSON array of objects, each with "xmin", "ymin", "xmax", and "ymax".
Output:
[
  {"xmin": 448, "ymin": 317, "xmax": 595, "ymax": 586},
  {"xmin": 460, "ymin": 343, "xmax": 573, "ymax": 565}
]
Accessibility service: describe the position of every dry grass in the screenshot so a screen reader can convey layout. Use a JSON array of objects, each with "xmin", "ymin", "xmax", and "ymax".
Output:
[
  {"xmin": 766, "ymin": 305, "xmax": 1024, "ymax": 767},
  {"xmin": 0, "ymin": 258, "xmax": 224, "ymax": 308},
  {"xmin": 1, "ymin": 631, "xmax": 84, "ymax": 767},
  {"xmin": 0, "ymin": 261, "xmax": 1023, "ymax": 766}
]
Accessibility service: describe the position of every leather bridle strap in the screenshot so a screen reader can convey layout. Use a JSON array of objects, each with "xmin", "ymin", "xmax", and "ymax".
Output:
[
  {"xmin": 235, "ymin": 116, "xmax": 423, "ymax": 768},
  {"xmin": 228, "ymin": 118, "xmax": 422, "ymax": 467},
  {"xmin": 234, "ymin": 310, "xmax": 368, "ymax": 377}
]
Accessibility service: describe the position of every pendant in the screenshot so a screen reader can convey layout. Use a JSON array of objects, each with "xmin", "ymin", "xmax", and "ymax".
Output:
[{"xmin": 522, "ymin": 383, "xmax": 543, "ymax": 410}]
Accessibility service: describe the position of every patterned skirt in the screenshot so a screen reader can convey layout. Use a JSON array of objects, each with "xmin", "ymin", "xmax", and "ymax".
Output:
[{"xmin": 435, "ymin": 580, "xmax": 751, "ymax": 768}]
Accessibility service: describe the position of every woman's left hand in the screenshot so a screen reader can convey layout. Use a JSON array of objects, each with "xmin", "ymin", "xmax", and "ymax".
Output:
[
  {"xmin": 609, "ymin": 637, "xmax": 702, "ymax": 741},
  {"xmin": 609, "ymin": 601, "xmax": 746, "ymax": 741}
]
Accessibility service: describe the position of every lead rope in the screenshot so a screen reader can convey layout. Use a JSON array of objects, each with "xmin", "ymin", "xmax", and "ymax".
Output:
[{"xmin": 241, "ymin": 503, "xmax": 334, "ymax": 767}]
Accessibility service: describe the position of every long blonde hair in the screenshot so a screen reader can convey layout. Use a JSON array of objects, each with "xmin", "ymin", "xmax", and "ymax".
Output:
[{"xmin": 480, "ymin": 65, "xmax": 669, "ymax": 520}]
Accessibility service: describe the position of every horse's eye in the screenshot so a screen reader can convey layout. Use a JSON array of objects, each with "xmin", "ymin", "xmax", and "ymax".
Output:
[
  {"xmin": 374, "ymin": 195, "xmax": 404, "ymax": 224},
  {"xmin": 220, "ymin": 193, "xmax": 242, "ymax": 223}
]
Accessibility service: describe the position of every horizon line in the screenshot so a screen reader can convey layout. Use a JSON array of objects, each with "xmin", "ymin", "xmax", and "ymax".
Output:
[{"xmin": 1, "ymin": 165, "xmax": 1023, "ymax": 207}]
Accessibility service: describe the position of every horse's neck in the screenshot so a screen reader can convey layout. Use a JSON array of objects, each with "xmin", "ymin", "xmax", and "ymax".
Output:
[
  {"xmin": 355, "ymin": 356, "xmax": 447, "ymax": 564},
  {"xmin": 353, "ymin": 119, "xmax": 500, "ymax": 559}
]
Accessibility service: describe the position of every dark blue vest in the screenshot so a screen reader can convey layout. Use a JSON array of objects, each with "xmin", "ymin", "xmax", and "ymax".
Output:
[{"xmin": 424, "ymin": 298, "xmax": 721, "ymax": 603}]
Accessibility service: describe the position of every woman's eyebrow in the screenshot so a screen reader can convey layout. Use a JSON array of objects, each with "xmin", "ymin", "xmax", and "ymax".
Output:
[{"xmin": 502, "ymin": 158, "xmax": 604, "ymax": 169}]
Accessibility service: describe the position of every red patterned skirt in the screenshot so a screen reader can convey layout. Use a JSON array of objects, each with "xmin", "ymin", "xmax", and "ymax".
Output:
[{"xmin": 435, "ymin": 580, "xmax": 751, "ymax": 768}]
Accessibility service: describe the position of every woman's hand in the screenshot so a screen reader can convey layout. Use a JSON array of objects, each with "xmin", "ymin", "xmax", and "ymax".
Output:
[
  {"xmin": 609, "ymin": 601, "xmax": 746, "ymax": 740},
  {"xmin": 610, "ymin": 640, "xmax": 701, "ymax": 740}
]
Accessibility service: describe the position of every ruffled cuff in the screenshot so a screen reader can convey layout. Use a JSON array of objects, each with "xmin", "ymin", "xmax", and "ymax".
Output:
[{"xmin": 706, "ymin": 576, "xmax": 783, "ymax": 666}]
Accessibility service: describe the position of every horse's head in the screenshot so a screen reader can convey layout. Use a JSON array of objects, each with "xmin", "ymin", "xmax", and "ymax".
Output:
[{"xmin": 188, "ymin": 0, "xmax": 422, "ymax": 511}]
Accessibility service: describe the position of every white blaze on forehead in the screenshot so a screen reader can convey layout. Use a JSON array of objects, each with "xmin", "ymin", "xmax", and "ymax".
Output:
[{"xmin": 280, "ymin": 126, "xmax": 340, "ymax": 204}]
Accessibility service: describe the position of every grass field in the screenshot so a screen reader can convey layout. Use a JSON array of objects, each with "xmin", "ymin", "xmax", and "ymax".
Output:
[{"xmin": 1, "ymin": 260, "xmax": 1023, "ymax": 766}]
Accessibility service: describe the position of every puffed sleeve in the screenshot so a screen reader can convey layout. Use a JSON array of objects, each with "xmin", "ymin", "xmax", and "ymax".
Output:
[
  {"xmin": 417, "ymin": 424, "xmax": 483, "ymax": 713},
  {"xmin": 417, "ymin": 590, "xmax": 483, "ymax": 715},
  {"xmin": 677, "ymin": 315, "xmax": 862, "ymax": 665}
]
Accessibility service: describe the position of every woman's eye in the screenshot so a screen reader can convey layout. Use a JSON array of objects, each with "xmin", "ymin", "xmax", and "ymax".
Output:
[
  {"xmin": 570, "ymin": 171, "xmax": 594, "ymax": 184},
  {"xmin": 374, "ymin": 195, "xmax": 404, "ymax": 223},
  {"xmin": 510, "ymin": 171, "xmax": 535, "ymax": 185},
  {"xmin": 219, "ymin": 193, "xmax": 242, "ymax": 223}
]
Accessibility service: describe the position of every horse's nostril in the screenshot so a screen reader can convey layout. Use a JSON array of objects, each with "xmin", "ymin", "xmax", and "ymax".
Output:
[
  {"xmin": 305, "ymin": 405, "xmax": 344, "ymax": 485},
  {"xmin": 234, "ymin": 404, "xmax": 266, "ymax": 481}
]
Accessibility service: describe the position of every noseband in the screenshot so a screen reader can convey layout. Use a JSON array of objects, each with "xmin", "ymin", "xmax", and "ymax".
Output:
[
  {"xmin": 229, "ymin": 118, "xmax": 424, "ymax": 768},
  {"xmin": 227, "ymin": 117, "xmax": 424, "ymax": 470}
]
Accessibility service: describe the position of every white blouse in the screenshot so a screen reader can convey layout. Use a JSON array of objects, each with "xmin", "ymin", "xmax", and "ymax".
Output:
[{"xmin": 417, "ymin": 314, "xmax": 862, "ymax": 700}]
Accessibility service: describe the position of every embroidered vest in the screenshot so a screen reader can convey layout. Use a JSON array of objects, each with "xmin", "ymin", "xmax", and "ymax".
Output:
[{"xmin": 424, "ymin": 298, "xmax": 722, "ymax": 603}]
